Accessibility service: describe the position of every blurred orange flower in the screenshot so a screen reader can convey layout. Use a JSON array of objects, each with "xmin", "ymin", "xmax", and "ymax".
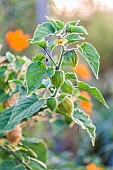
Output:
[
  {"xmin": 86, "ymin": 163, "xmax": 104, "ymax": 170},
  {"xmin": 71, "ymin": 64, "xmax": 92, "ymax": 80},
  {"xmin": 5, "ymin": 29, "xmax": 30, "ymax": 52},
  {"xmin": 80, "ymin": 91, "xmax": 93, "ymax": 115}
]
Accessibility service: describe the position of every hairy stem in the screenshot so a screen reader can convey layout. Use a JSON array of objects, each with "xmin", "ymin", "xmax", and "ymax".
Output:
[
  {"xmin": 0, "ymin": 145, "xmax": 32, "ymax": 170},
  {"xmin": 44, "ymin": 49, "xmax": 58, "ymax": 69},
  {"xmin": 57, "ymin": 46, "xmax": 64, "ymax": 70},
  {"xmin": 52, "ymin": 46, "xmax": 65, "ymax": 97},
  {"xmin": 52, "ymin": 88, "xmax": 59, "ymax": 98}
]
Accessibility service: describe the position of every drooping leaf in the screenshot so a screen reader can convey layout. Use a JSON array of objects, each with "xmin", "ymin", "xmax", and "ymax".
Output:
[
  {"xmin": 26, "ymin": 61, "xmax": 46, "ymax": 94},
  {"xmin": 77, "ymin": 81, "xmax": 108, "ymax": 108},
  {"xmin": 30, "ymin": 22, "xmax": 55, "ymax": 42},
  {"xmin": 32, "ymin": 53, "xmax": 46, "ymax": 62},
  {"xmin": 9, "ymin": 94, "xmax": 44, "ymax": 127},
  {"xmin": 65, "ymin": 33, "xmax": 84, "ymax": 45},
  {"xmin": 0, "ymin": 95, "xmax": 44, "ymax": 133},
  {"xmin": 66, "ymin": 25, "xmax": 88, "ymax": 35},
  {"xmin": 78, "ymin": 42, "xmax": 100, "ymax": 79},
  {"xmin": 46, "ymin": 16, "xmax": 64, "ymax": 33},
  {"xmin": 72, "ymin": 109, "xmax": 96, "ymax": 146}
]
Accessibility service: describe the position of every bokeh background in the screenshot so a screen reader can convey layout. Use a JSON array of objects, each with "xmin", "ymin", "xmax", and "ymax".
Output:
[{"xmin": 0, "ymin": 0, "xmax": 113, "ymax": 169}]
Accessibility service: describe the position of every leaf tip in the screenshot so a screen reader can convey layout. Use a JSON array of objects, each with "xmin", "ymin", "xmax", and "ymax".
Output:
[{"xmin": 105, "ymin": 104, "xmax": 109, "ymax": 109}]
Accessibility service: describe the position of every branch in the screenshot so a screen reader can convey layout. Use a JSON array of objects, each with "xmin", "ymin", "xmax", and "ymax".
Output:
[
  {"xmin": 0, "ymin": 145, "xmax": 32, "ymax": 170},
  {"xmin": 57, "ymin": 46, "xmax": 64, "ymax": 70},
  {"xmin": 44, "ymin": 48, "xmax": 58, "ymax": 69}
]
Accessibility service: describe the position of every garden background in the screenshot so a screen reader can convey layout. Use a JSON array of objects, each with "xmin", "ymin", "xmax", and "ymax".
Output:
[{"xmin": 0, "ymin": 0, "xmax": 113, "ymax": 169}]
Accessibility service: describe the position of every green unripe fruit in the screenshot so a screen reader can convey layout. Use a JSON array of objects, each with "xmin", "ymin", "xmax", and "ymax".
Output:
[
  {"xmin": 63, "ymin": 50, "xmax": 78, "ymax": 67},
  {"xmin": 47, "ymin": 97, "xmax": 58, "ymax": 112},
  {"xmin": 59, "ymin": 93, "xmax": 67, "ymax": 99},
  {"xmin": 51, "ymin": 70, "xmax": 65, "ymax": 88},
  {"xmin": 57, "ymin": 96, "xmax": 74, "ymax": 116},
  {"xmin": 61, "ymin": 79, "xmax": 73, "ymax": 94}
]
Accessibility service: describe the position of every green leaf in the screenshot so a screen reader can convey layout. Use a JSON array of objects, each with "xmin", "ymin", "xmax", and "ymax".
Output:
[
  {"xmin": 65, "ymin": 33, "xmax": 84, "ymax": 44},
  {"xmin": 0, "ymin": 89, "xmax": 10, "ymax": 103},
  {"xmin": 32, "ymin": 141, "xmax": 47, "ymax": 163},
  {"xmin": 77, "ymin": 81, "xmax": 108, "ymax": 108},
  {"xmin": 6, "ymin": 51, "xmax": 15, "ymax": 63},
  {"xmin": 19, "ymin": 86, "xmax": 27, "ymax": 98},
  {"xmin": 9, "ymin": 94, "xmax": 44, "ymax": 127},
  {"xmin": 0, "ymin": 65, "xmax": 7, "ymax": 88},
  {"xmin": 0, "ymin": 107, "xmax": 13, "ymax": 133},
  {"xmin": 29, "ymin": 158, "xmax": 47, "ymax": 169},
  {"xmin": 0, "ymin": 65, "xmax": 7, "ymax": 76},
  {"xmin": 15, "ymin": 56, "xmax": 26, "ymax": 69},
  {"xmin": 0, "ymin": 103, "xmax": 3, "ymax": 112},
  {"xmin": 0, "ymin": 95, "xmax": 44, "ymax": 133},
  {"xmin": 65, "ymin": 72, "xmax": 77, "ymax": 80},
  {"xmin": 78, "ymin": 95, "xmax": 91, "ymax": 102},
  {"xmin": 14, "ymin": 165, "xmax": 26, "ymax": 170},
  {"xmin": 26, "ymin": 61, "xmax": 46, "ymax": 94},
  {"xmin": 78, "ymin": 42, "xmax": 100, "ymax": 79},
  {"xmin": 72, "ymin": 109, "xmax": 96, "ymax": 146},
  {"xmin": 23, "ymin": 140, "xmax": 47, "ymax": 163},
  {"xmin": 29, "ymin": 40, "xmax": 47, "ymax": 49},
  {"xmin": 9, "ymin": 79, "xmax": 23, "ymax": 85},
  {"xmin": 47, "ymin": 41, "xmax": 56, "ymax": 51},
  {"xmin": 66, "ymin": 20, "xmax": 80, "ymax": 28},
  {"xmin": 46, "ymin": 16, "xmax": 64, "ymax": 33},
  {"xmin": 30, "ymin": 22, "xmax": 55, "ymax": 42},
  {"xmin": 0, "ymin": 160, "xmax": 26, "ymax": 170},
  {"xmin": 32, "ymin": 53, "xmax": 46, "ymax": 62},
  {"xmin": 66, "ymin": 25, "xmax": 88, "ymax": 34},
  {"xmin": 46, "ymin": 66, "xmax": 55, "ymax": 78}
]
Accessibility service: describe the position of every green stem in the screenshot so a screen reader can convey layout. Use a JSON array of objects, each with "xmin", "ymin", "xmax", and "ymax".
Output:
[
  {"xmin": 52, "ymin": 46, "xmax": 65, "ymax": 97},
  {"xmin": 0, "ymin": 145, "xmax": 32, "ymax": 170},
  {"xmin": 57, "ymin": 46, "xmax": 64, "ymax": 70},
  {"xmin": 44, "ymin": 49, "xmax": 58, "ymax": 69},
  {"xmin": 52, "ymin": 88, "xmax": 59, "ymax": 97}
]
